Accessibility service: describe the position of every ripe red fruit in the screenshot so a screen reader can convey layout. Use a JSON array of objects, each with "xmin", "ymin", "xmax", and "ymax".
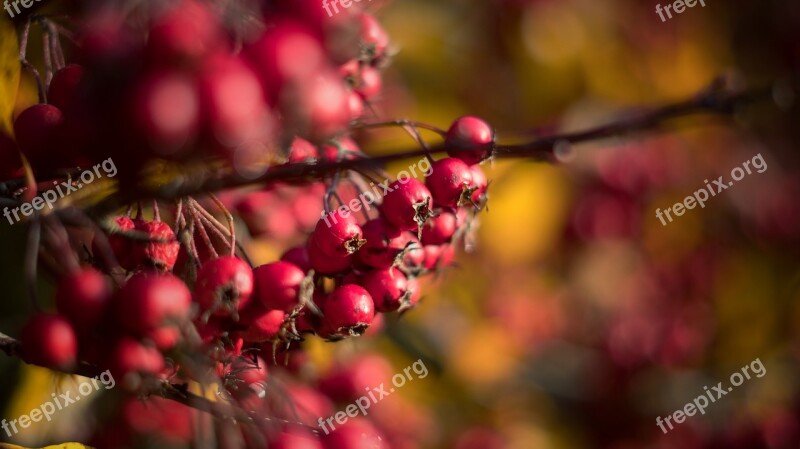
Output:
[
  {"xmin": 399, "ymin": 235, "xmax": 425, "ymax": 274},
  {"xmin": 92, "ymin": 215, "xmax": 135, "ymax": 269},
  {"xmin": 131, "ymin": 70, "xmax": 199, "ymax": 154},
  {"xmin": 270, "ymin": 429, "xmax": 323, "ymax": 449},
  {"xmin": 312, "ymin": 209, "xmax": 366, "ymax": 257},
  {"xmin": 317, "ymin": 285, "xmax": 374, "ymax": 339},
  {"xmin": 354, "ymin": 66, "xmax": 382, "ymax": 100},
  {"xmin": 357, "ymin": 218, "xmax": 409, "ymax": 269},
  {"xmin": 55, "ymin": 267, "xmax": 111, "ymax": 329},
  {"xmin": 291, "ymin": 70, "xmax": 350, "ymax": 138},
  {"xmin": 20, "ymin": 313, "xmax": 78, "ymax": 369},
  {"xmin": 198, "ymin": 54, "xmax": 270, "ymax": 147},
  {"xmin": 421, "ymin": 211, "xmax": 458, "ymax": 245},
  {"xmin": 133, "ymin": 220, "xmax": 180, "ymax": 271},
  {"xmin": 318, "ymin": 354, "xmax": 393, "ymax": 402},
  {"xmin": 147, "ymin": 0, "xmax": 223, "ymax": 61},
  {"xmin": 281, "ymin": 245, "xmax": 312, "ymax": 272},
  {"xmin": 380, "ymin": 178, "xmax": 434, "ymax": 233},
  {"xmin": 445, "ymin": 116, "xmax": 494, "ymax": 165},
  {"xmin": 195, "ymin": 256, "xmax": 254, "ymax": 319},
  {"xmin": 426, "ymin": 157, "xmax": 476, "ymax": 208},
  {"xmin": 253, "ymin": 261, "xmax": 306, "ymax": 311},
  {"xmin": 323, "ymin": 418, "xmax": 389, "ymax": 449},
  {"xmin": 307, "ymin": 234, "xmax": 354, "ymax": 275},
  {"xmin": 13, "ymin": 104, "xmax": 63, "ymax": 170},
  {"xmin": 320, "ymin": 137, "xmax": 360, "ymax": 162},
  {"xmin": 239, "ymin": 309, "xmax": 286, "ymax": 342},
  {"xmin": 48, "ymin": 64, "xmax": 85, "ymax": 112},
  {"xmin": 110, "ymin": 337, "xmax": 165, "ymax": 377},
  {"xmin": 361, "ymin": 268, "xmax": 410, "ymax": 312},
  {"xmin": 346, "ymin": 91, "xmax": 365, "ymax": 120},
  {"xmin": 116, "ymin": 271, "xmax": 192, "ymax": 334},
  {"xmin": 359, "ymin": 14, "xmax": 390, "ymax": 60},
  {"xmin": 469, "ymin": 164, "xmax": 489, "ymax": 207},
  {"xmin": 288, "ymin": 136, "xmax": 319, "ymax": 163}
]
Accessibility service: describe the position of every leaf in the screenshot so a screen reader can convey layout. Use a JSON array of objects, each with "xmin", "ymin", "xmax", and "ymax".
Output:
[
  {"xmin": 0, "ymin": 444, "xmax": 95, "ymax": 449},
  {"xmin": 0, "ymin": 18, "xmax": 20, "ymax": 135}
]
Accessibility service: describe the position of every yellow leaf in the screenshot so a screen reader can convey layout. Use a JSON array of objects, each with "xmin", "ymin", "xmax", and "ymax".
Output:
[
  {"xmin": 0, "ymin": 18, "xmax": 19, "ymax": 135},
  {"xmin": 0, "ymin": 444, "xmax": 95, "ymax": 449}
]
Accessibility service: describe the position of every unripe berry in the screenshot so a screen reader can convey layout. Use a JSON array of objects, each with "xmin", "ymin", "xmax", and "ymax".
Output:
[
  {"xmin": 361, "ymin": 268, "xmax": 410, "ymax": 313},
  {"xmin": 116, "ymin": 271, "xmax": 192, "ymax": 334},
  {"xmin": 312, "ymin": 209, "xmax": 365, "ymax": 257},
  {"xmin": 133, "ymin": 220, "xmax": 180, "ymax": 271},
  {"xmin": 421, "ymin": 211, "xmax": 457, "ymax": 245},
  {"xmin": 253, "ymin": 261, "xmax": 306, "ymax": 311},
  {"xmin": 380, "ymin": 178, "xmax": 434, "ymax": 234},
  {"xmin": 426, "ymin": 157, "xmax": 476, "ymax": 208},
  {"xmin": 357, "ymin": 218, "xmax": 409, "ymax": 269},
  {"xmin": 317, "ymin": 285, "xmax": 374, "ymax": 339},
  {"xmin": 55, "ymin": 267, "xmax": 111, "ymax": 329},
  {"xmin": 195, "ymin": 256, "xmax": 254, "ymax": 319},
  {"xmin": 48, "ymin": 64, "xmax": 85, "ymax": 112},
  {"xmin": 20, "ymin": 313, "xmax": 78, "ymax": 370},
  {"xmin": 445, "ymin": 116, "xmax": 494, "ymax": 165}
]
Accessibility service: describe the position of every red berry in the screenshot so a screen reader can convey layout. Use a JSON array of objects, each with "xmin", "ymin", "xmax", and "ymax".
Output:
[
  {"xmin": 317, "ymin": 285, "xmax": 374, "ymax": 339},
  {"xmin": 20, "ymin": 313, "xmax": 78, "ymax": 369},
  {"xmin": 271, "ymin": 429, "xmax": 323, "ymax": 449},
  {"xmin": 131, "ymin": 70, "xmax": 199, "ymax": 154},
  {"xmin": 291, "ymin": 71, "xmax": 350, "ymax": 138},
  {"xmin": 359, "ymin": 14, "xmax": 390, "ymax": 61},
  {"xmin": 116, "ymin": 271, "xmax": 192, "ymax": 334},
  {"xmin": 320, "ymin": 137, "xmax": 360, "ymax": 162},
  {"xmin": 354, "ymin": 66, "xmax": 382, "ymax": 100},
  {"xmin": 445, "ymin": 116, "xmax": 494, "ymax": 165},
  {"xmin": 253, "ymin": 261, "xmax": 306, "ymax": 311},
  {"xmin": 323, "ymin": 418, "xmax": 389, "ymax": 449},
  {"xmin": 426, "ymin": 157, "xmax": 476, "ymax": 208},
  {"xmin": 92, "ymin": 215, "xmax": 135, "ymax": 269},
  {"xmin": 318, "ymin": 354, "xmax": 393, "ymax": 402},
  {"xmin": 288, "ymin": 136, "xmax": 319, "ymax": 163},
  {"xmin": 421, "ymin": 211, "xmax": 457, "ymax": 245},
  {"xmin": 55, "ymin": 267, "xmax": 111, "ymax": 329},
  {"xmin": 281, "ymin": 245, "xmax": 312, "ymax": 272},
  {"xmin": 357, "ymin": 218, "xmax": 409, "ymax": 269},
  {"xmin": 399, "ymin": 235, "xmax": 425, "ymax": 273},
  {"xmin": 239, "ymin": 309, "xmax": 286, "ymax": 342},
  {"xmin": 469, "ymin": 164, "xmax": 489, "ymax": 207},
  {"xmin": 346, "ymin": 91, "xmax": 365, "ymax": 120},
  {"xmin": 13, "ymin": 104, "xmax": 63, "ymax": 171},
  {"xmin": 198, "ymin": 54, "xmax": 270, "ymax": 147},
  {"xmin": 133, "ymin": 220, "xmax": 180, "ymax": 271},
  {"xmin": 380, "ymin": 178, "xmax": 434, "ymax": 233},
  {"xmin": 110, "ymin": 337, "xmax": 165, "ymax": 377},
  {"xmin": 307, "ymin": 234, "xmax": 354, "ymax": 275},
  {"xmin": 361, "ymin": 268, "xmax": 410, "ymax": 313},
  {"xmin": 312, "ymin": 209, "xmax": 366, "ymax": 257},
  {"xmin": 195, "ymin": 256, "xmax": 254, "ymax": 319},
  {"xmin": 48, "ymin": 64, "xmax": 85, "ymax": 112},
  {"xmin": 147, "ymin": 0, "xmax": 223, "ymax": 61}
]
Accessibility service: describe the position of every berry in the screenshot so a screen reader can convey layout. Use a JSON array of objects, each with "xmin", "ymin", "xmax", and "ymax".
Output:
[
  {"xmin": 317, "ymin": 285, "xmax": 374, "ymax": 339},
  {"xmin": 110, "ymin": 337, "xmax": 165, "ymax": 377},
  {"xmin": 48, "ymin": 64, "xmax": 85, "ymax": 112},
  {"xmin": 195, "ymin": 256, "xmax": 254, "ymax": 319},
  {"xmin": 421, "ymin": 211, "xmax": 457, "ymax": 245},
  {"xmin": 131, "ymin": 70, "xmax": 199, "ymax": 154},
  {"xmin": 354, "ymin": 66, "xmax": 382, "ymax": 100},
  {"xmin": 469, "ymin": 164, "xmax": 489, "ymax": 207},
  {"xmin": 312, "ymin": 209, "xmax": 366, "ymax": 257},
  {"xmin": 147, "ymin": 0, "xmax": 223, "ymax": 61},
  {"xmin": 361, "ymin": 267, "xmax": 410, "ymax": 312},
  {"xmin": 445, "ymin": 116, "xmax": 494, "ymax": 165},
  {"xmin": 116, "ymin": 271, "xmax": 192, "ymax": 334},
  {"xmin": 133, "ymin": 220, "xmax": 181, "ymax": 271},
  {"xmin": 55, "ymin": 267, "xmax": 111, "ymax": 329},
  {"xmin": 357, "ymin": 218, "xmax": 410, "ymax": 269},
  {"xmin": 380, "ymin": 178, "xmax": 434, "ymax": 234},
  {"xmin": 318, "ymin": 354, "xmax": 393, "ymax": 402},
  {"xmin": 307, "ymin": 234, "xmax": 354, "ymax": 275},
  {"xmin": 359, "ymin": 14, "xmax": 390, "ymax": 61},
  {"xmin": 253, "ymin": 261, "xmax": 306, "ymax": 311},
  {"xmin": 13, "ymin": 104, "xmax": 64, "ymax": 171},
  {"xmin": 425, "ymin": 157, "xmax": 476, "ymax": 208},
  {"xmin": 281, "ymin": 246, "xmax": 313, "ymax": 272},
  {"xmin": 271, "ymin": 430, "xmax": 323, "ymax": 449},
  {"xmin": 239, "ymin": 309, "xmax": 286, "ymax": 342},
  {"xmin": 20, "ymin": 313, "xmax": 78, "ymax": 370},
  {"xmin": 288, "ymin": 136, "xmax": 319, "ymax": 163},
  {"xmin": 323, "ymin": 418, "xmax": 389, "ymax": 449},
  {"xmin": 245, "ymin": 22, "xmax": 325, "ymax": 95}
]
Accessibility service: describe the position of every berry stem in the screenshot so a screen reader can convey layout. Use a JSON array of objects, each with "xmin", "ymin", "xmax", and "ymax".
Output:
[
  {"xmin": 19, "ymin": 18, "xmax": 47, "ymax": 104},
  {"xmin": 207, "ymin": 193, "xmax": 236, "ymax": 257}
]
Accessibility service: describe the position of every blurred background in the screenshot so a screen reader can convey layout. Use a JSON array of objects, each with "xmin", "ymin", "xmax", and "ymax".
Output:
[{"xmin": 2, "ymin": 0, "xmax": 800, "ymax": 448}]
